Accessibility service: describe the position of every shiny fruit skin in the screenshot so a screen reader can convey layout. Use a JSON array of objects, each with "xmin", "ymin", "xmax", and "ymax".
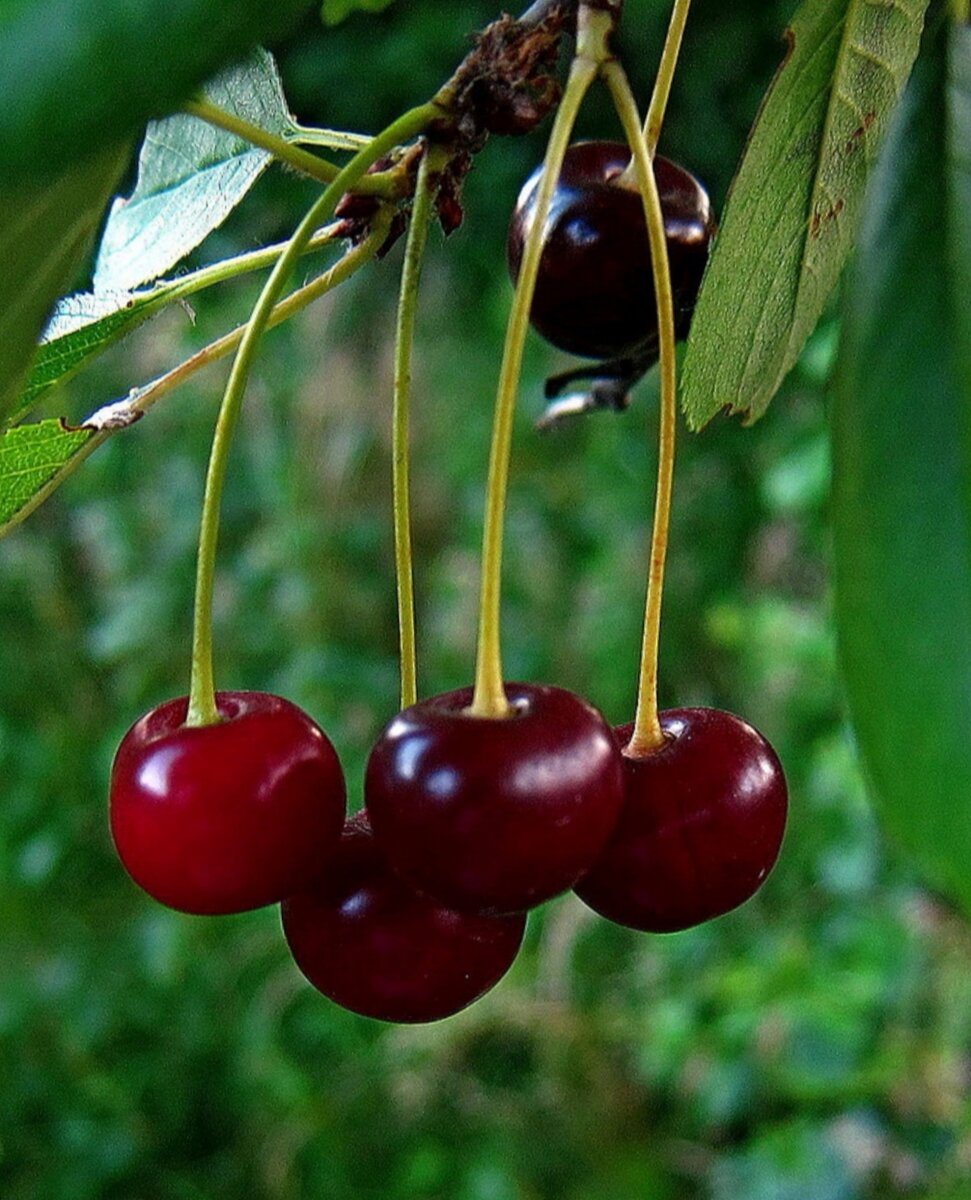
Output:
[
  {"xmin": 110, "ymin": 692, "xmax": 346, "ymax": 915},
  {"xmin": 365, "ymin": 683, "xmax": 624, "ymax": 915},
  {"xmin": 507, "ymin": 141, "xmax": 714, "ymax": 360},
  {"xmin": 575, "ymin": 709, "xmax": 787, "ymax": 932},
  {"xmin": 282, "ymin": 813, "xmax": 526, "ymax": 1023}
]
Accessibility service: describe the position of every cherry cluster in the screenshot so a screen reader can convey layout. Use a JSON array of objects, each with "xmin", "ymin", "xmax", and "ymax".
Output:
[
  {"xmin": 111, "ymin": 687, "xmax": 785, "ymax": 1026},
  {"xmin": 108, "ymin": 140, "xmax": 787, "ymax": 1025}
]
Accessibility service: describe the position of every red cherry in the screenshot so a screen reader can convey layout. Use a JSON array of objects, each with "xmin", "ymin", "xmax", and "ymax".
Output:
[
  {"xmin": 574, "ymin": 709, "xmax": 787, "ymax": 932},
  {"xmin": 109, "ymin": 692, "xmax": 346, "ymax": 915},
  {"xmin": 507, "ymin": 140, "xmax": 714, "ymax": 360},
  {"xmin": 364, "ymin": 683, "xmax": 624, "ymax": 915},
  {"xmin": 282, "ymin": 812, "xmax": 526, "ymax": 1023}
]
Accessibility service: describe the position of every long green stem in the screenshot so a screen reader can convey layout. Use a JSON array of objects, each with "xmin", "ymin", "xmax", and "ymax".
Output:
[
  {"xmin": 469, "ymin": 5, "xmax": 613, "ymax": 719},
  {"xmin": 185, "ymin": 99, "xmax": 396, "ymax": 196},
  {"xmin": 642, "ymin": 0, "xmax": 692, "ymax": 154},
  {"xmin": 603, "ymin": 61, "xmax": 678, "ymax": 758},
  {"xmin": 392, "ymin": 144, "xmax": 446, "ymax": 711},
  {"xmin": 186, "ymin": 103, "xmax": 439, "ymax": 726}
]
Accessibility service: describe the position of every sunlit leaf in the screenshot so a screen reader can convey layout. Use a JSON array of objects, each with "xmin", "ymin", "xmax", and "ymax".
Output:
[
  {"xmin": 93, "ymin": 49, "xmax": 292, "ymax": 292},
  {"xmin": 0, "ymin": 420, "xmax": 95, "ymax": 535},
  {"xmin": 682, "ymin": 0, "xmax": 929, "ymax": 429},
  {"xmin": 831, "ymin": 15, "xmax": 971, "ymax": 917}
]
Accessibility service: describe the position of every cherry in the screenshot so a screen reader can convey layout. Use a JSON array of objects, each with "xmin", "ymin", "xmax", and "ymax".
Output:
[
  {"xmin": 574, "ymin": 709, "xmax": 787, "ymax": 932},
  {"xmin": 507, "ymin": 140, "xmax": 714, "ymax": 360},
  {"xmin": 110, "ymin": 691, "xmax": 346, "ymax": 915},
  {"xmin": 364, "ymin": 683, "xmax": 624, "ymax": 915},
  {"xmin": 282, "ymin": 812, "xmax": 526, "ymax": 1023}
]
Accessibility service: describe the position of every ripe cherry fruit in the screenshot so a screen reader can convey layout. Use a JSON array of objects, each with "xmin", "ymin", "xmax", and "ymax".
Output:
[
  {"xmin": 574, "ymin": 708, "xmax": 787, "ymax": 933},
  {"xmin": 507, "ymin": 140, "xmax": 714, "ymax": 361},
  {"xmin": 365, "ymin": 683, "xmax": 624, "ymax": 916},
  {"xmin": 282, "ymin": 812, "xmax": 526, "ymax": 1023},
  {"xmin": 110, "ymin": 691, "xmax": 346, "ymax": 915}
]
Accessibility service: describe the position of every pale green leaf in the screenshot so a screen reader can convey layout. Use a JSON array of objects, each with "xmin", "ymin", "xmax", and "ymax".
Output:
[
  {"xmin": 0, "ymin": 145, "xmax": 129, "ymax": 427},
  {"xmin": 682, "ymin": 0, "xmax": 929, "ymax": 429},
  {"xmin": 93, "ymin": 48, "xmax": 292, "ymax": 292}
]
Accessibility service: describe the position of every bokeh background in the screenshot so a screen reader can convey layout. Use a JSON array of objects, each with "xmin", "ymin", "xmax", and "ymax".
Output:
[{"xmin": 3, "ymin": 1, "xmax": 971, "ymax": 1197}]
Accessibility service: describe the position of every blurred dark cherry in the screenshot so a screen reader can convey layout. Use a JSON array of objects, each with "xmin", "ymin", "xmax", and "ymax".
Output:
[
  {"xmin": 282, "ymin": 812, "xmax": 526, "ymax": 1023},
  {"xmin": 109, "ymin": 692, "xmax": 346, "ymax": 915},
  {"xmin": 575, "ymin": 708, "xmax": 787, "ymax": 932},
  {"xmin": 507, "ymin": 140, "xmax": 714, "ymax": 360},
  {"xmin": 365, "ymin": 683, "xmax": 624, "ymax": 915}
]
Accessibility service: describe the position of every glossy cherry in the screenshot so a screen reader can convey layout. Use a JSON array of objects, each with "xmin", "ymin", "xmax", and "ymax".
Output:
[
  {"xmin": 507, "ymin": 140, "xmax": 714, "ymax": 360},
  {"xmin": 365, "ymin": 683, "xmax": 624, "ymax": 916},
  {"xmin": 110, "ymin": 691, "xmax": 346, "ymax": 915},
  {"xmin": 282, "ymin": 812, "xmax": 526, "ymax": 1023},
  {"xmin": 574, "ymin": 708, "xmax": 787, "ymax": 932}
]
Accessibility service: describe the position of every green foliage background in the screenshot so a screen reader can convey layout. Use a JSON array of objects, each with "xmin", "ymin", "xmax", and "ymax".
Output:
[{"xmin": 2, "ymin": 2, "xmax": 970, "ymax": 1198}]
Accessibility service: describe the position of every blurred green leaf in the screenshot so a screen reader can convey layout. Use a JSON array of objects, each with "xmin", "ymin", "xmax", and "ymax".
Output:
[
  {"xmin": 0, "ymin": 146, "xmax": 129, "ymax": 428},
  {"xmin": 831, "ymin": 15, "xmax": 971, "ymax": 917},
  {"xmin": 712, "ymin": 1120, "xmax": 856, "ymax": 1200},
  {"xmin": 94, "ymin": 49, "xmax": 293, "ymax": 292},
  {"xmin": 0, "ymin": 420, "xmax": 94, "ymax": 533},
  {"xmin": 0, "ymin": 0, "xmax": 314, "ymax": 183},
  {"xmin": 321, "ymin": 0, "xmax": 396, "ymax": 25},
  {"xmin": 682, "ymin": 0, "xmax": 929, "ymax": 429}
]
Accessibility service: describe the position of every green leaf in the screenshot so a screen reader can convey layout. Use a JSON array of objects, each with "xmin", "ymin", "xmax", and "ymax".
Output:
[
  {"xmin": 831, "ymin": 14, "xmax": 971, "ymax": 916},
  {"xmin": 321, "ymin": 0, "xmax": 396, "ymax": 25},
  {"xmin": 94, "ymin": 49, "xmax": 292, "ymax": 292},
  {"xmin": 0, "ymin": 145, "xmax": 129, "ymax": 428},
  {"xmin": 681, "ymin": 0, "xmax": 930, "ymax": 429},
  {"xmin": 0, "ymin": 420, "xmax": 95, "ymax": 534},
  {"xmin": 0, "ymin": 0, "xmax": 314, "ymax": 183}
]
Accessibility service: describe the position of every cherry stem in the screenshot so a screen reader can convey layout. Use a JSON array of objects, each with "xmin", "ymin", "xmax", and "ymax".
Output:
[
  {"xmin": 185, "ymin": 99, "xmax": 397, "ymax": 196},
  {"xmin": 469, "ymin": 2, "xmax": 613, "ymax": 719},
  {"xmin": 392, "ymin": 142, "xmax": 447, "ymax": 711},
  {"xmin": 185, "ymin": 102, "xmax": 440, "ymax": 728},
  {"xmin": 602, "ymin": 61, "xmax": 678, "ymax": 758},
  {"xmin": 642, "ymin": 0, "xmax": 692, "ymax": 156}
]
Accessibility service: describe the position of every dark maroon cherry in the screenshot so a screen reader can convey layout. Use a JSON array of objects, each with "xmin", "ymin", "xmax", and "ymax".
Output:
[
  {"xmin": 282, "ymin": 812, "xmax": 526, "ymax": 1023},
  {"xmin": 110, "ymin": 692, "xmax": 346, "ymax": 915},
  {"xmin": 574, "ymin": 708, "xmax": 787, "ymax": 932},
  {"xmin": 507, "ymin": 140, "xmax": 714, "ymax": 360},
  {"xmin": 364, "ymin": 683, "xmax": 624, "ymax": 915}
]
